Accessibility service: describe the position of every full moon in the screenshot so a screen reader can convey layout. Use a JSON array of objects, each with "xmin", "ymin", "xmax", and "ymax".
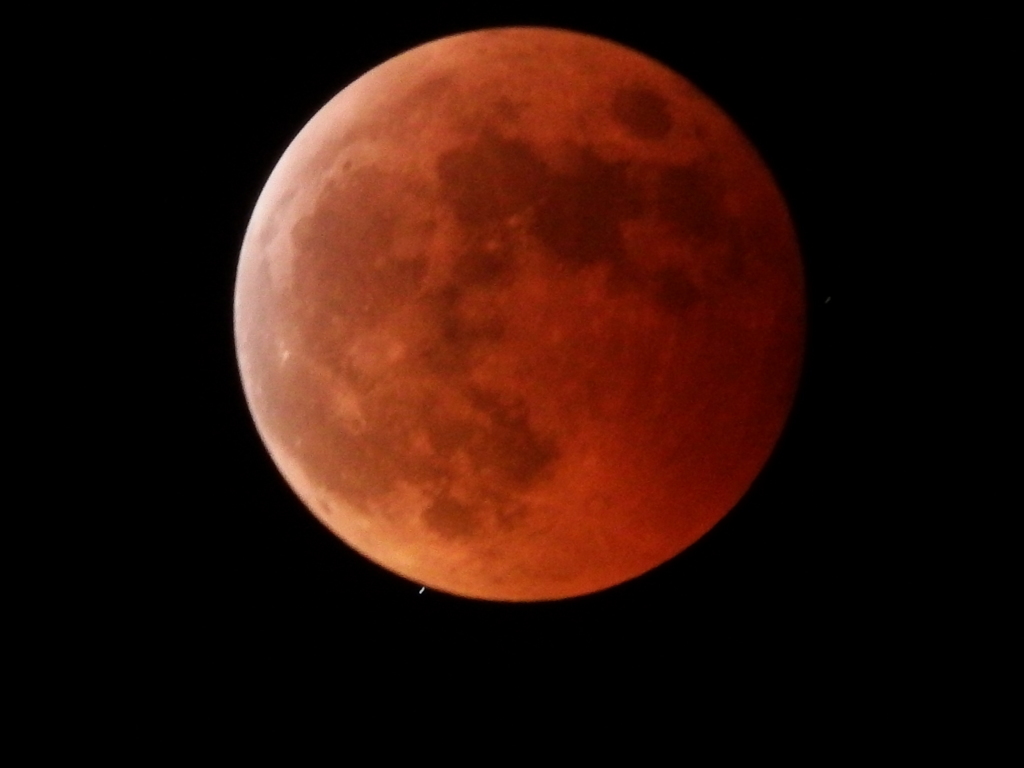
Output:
[{"xmin": 234, "ymin": 28, "xmax": 805, "ymax": 601}]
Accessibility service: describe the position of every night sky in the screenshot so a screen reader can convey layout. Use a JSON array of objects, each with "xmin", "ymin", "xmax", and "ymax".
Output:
[{"xmin": 106, "ymin": 9, "xmax": 965, "ymax": 692}]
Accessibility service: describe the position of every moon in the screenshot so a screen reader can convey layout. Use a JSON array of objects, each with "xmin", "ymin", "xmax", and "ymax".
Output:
[{"xmin": 234, "ymin": 27, "xmax": 805, "ymax": 601}]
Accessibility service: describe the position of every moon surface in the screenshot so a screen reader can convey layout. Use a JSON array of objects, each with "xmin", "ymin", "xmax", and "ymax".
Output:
[{"xmin": 234, "ymin": 27, "xmax": 805, "ymax": 601}]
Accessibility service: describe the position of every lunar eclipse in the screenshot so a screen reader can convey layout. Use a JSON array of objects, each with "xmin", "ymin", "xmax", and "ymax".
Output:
[{"xmin": 234, "ymin": 27, "xmax": 805, "ymax": 601}]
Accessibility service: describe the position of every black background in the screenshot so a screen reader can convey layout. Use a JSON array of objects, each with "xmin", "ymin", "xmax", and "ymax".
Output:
[{"xmin": 94, "ymin": 8, "xmax": 990, "ymax": 695}]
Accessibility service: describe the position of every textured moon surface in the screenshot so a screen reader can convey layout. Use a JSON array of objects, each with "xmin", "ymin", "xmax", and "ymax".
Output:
[{"xmin": 234, "ymin": 27, "xmax": 805, "ymax": 601}]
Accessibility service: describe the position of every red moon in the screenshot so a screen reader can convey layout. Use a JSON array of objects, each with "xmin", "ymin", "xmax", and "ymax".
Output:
[{"xmin": 234, "ymin": 28, "xmax": 805, "ymax": 601}]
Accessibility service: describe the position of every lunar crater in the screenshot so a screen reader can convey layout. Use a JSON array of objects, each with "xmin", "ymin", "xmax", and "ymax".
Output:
[{"xmin": 611, "ymin": 84, "xmax": 674, "ymax": 140}]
